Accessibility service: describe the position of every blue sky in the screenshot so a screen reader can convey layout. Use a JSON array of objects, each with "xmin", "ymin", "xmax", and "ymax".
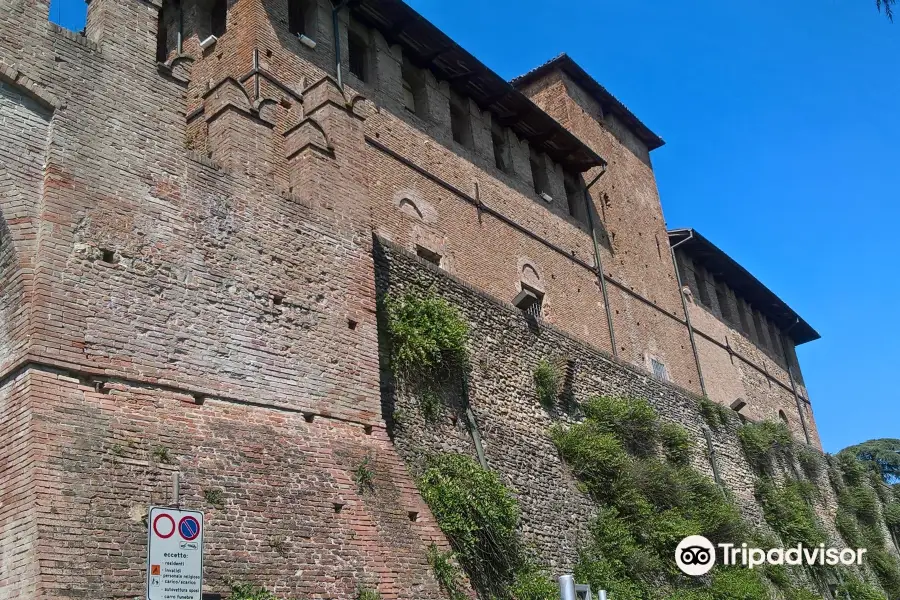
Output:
[{"xmin": 51, "ymin": 0, "xmax": 897, "ymax": 453}]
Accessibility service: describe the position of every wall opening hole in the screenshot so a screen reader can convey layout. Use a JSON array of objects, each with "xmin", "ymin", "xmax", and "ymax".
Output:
[
  {"xmin": 193, "ymin": 394, "xmax": 206, "ymax": 405},
  {"xmin": 101, "ymin": 249, "xmax": 117, "ymax": 263},
  {"xmin": 408, "ymin": 511, "xmax": 419, "ymax": 522},
  {"xmin": 303, "ymin": 413, "xmax": 315, "ymax": 423},
  {"xmin": 333, "ymin": 502, "xmax": 345, "ymax": 513},
  {"xmin": 273, "ymin": 294, "xmax": 284, "ymax": 306},
  {"xmin": 348, "ymin": 319, "xmax": 358, "ymax": 330},
  {"xmin": 364, "ymin": 425, "xmax": 373, "ymax": 435}
]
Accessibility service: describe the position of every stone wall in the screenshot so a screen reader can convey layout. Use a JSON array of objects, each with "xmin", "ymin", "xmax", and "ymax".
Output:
[{"xmin": 374, "ymin": 238, "xmax": 887, "ymax": 586}]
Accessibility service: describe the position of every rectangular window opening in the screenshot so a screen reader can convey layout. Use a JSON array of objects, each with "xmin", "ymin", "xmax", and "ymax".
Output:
[
  {"xmin": 715, "ymin": 282, "xmax": 731, "ymax": 322},
  {"xmin": 514, "ymin": 284, "xmax": 544, "ymax": 320},
  {"xmin": 289, "ymin": 0, "xmax": 314, "ymax": 38},
  {"xmin": 492, "ymin": 122, "xmax": 509, "ymax": 173},
  {"xmin": 348, "ymin": 29, "xmax": 368, "ymax": 82},
  {"xmin": 752, "ymin": 310, "xmax": 767, "ymax": 348},
  {"xmin": 416, "ymin": 246, "xmax": 442, "ymax": 268},
  {"xmin": 530, "ymin": 149, "xmax": 549, "ymax": 197},
  {"xmin": 449, "ymin": 91, "xmax": 472, "ymax": 148},
  {"xmin": 650, "ymin": 358, "xmax": 669, "ymax": 382},
  {"xmin": 694, "ymin": 266, "xmax": 712, "ymax": 307},
  {"xmin": 737, "ymin": 299, "xmax": 750, "ymax": 334},
  {"xmin": 401, "ymin": 60, "xmax": 426, "ymax": 117},
  {"xmin": 210, "ymin": 0, "xmax": 227, "ymax": 38},
  {"xmin": 564, "ymin": 173, "xmax": 585, "ymax": 222}
]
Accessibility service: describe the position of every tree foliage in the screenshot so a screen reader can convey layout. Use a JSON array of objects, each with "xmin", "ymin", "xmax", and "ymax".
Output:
[{"xmin": 839, "ymin": 438, "xmax": 900, "ymax": 484}]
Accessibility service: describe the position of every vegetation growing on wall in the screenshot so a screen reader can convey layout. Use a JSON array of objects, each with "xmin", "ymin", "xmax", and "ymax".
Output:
[
  {"xmin": 738, "ymin": 420, "xmax": 900, "ymax": 600},
  {"xmin": 384, "ymin": 291, "xmax": 469, "ymax": 382},
  {"xmin": 383, "ymin": 290, "xmax": 470, "ymax": 420},
  {"xmin": 533, "ymin": 359, "xmax": 560, "ymax": 408},
  {"xmin": 417, "ymin": 453, "xmax": 555, "ymax": 600},
  {"xmin": 550, "ymin": 395, "xmax": 816, "ymax": 600}
]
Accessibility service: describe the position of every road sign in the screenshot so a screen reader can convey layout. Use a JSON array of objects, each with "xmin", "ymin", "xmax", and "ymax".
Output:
[{"xmin": 147, "ymin": 506, "xmax": 204, "ymax": 600}]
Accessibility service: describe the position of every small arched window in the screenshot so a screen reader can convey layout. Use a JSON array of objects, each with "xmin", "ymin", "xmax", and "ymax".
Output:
[{"xmin": 778, "ymin": 410, "xmax": 789, "ymax": 426}]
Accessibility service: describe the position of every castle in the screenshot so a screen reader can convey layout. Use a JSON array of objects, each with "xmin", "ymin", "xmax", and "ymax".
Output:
[{"xmin": 0, "ymin": 0, "xmax": 823, "ymax": 597}]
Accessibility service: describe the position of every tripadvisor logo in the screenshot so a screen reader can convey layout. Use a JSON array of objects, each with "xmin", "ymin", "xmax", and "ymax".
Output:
[{"xmin": 675, "ymin": 535, "xmax": 868, "ymax": 576}]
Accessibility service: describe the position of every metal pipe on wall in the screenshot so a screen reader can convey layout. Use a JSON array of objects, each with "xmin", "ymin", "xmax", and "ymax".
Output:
[
  {"xmin": 670, "ymin": 232, "xmax": 707, "ymax": 397},
  {"xmin": 332, "ymin": 1, "xmax": 348, "ymax": 89},
  {"xmin": 582, "ymin": 167, "xmax": 617, "ymax": 359}
]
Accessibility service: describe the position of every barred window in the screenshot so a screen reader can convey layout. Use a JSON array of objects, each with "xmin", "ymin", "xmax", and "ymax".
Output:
[{"xmin": 650, "ymin": 358, "xmax": 669, "ymax": 382}]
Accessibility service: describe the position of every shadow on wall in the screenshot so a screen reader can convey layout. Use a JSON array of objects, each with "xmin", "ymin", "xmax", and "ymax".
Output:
[{"xmin": 0, "ymin": 209, "xmax": 20, "ymax": 369}]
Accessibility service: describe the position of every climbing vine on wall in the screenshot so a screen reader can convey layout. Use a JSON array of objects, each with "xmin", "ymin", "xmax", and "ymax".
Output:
[{"xmin": 417, "ymin": 453, "xmax": 556, "ymax": 600}]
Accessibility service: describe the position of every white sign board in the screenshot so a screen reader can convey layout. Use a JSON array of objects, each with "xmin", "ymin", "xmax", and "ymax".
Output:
[{"xmin": 146, "ymin": 506, "xmax": 204, "ymax": 600}]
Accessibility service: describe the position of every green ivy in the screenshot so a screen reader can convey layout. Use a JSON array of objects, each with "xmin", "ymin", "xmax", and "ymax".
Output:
[
  {"xmin": 533, "ymin": 359, "xmax": 560, "ymax": 408},
  {"xmin": 385, "ymin": 291, "xmax": 469, "ymax": 383},
  {"xmin": 426, "ymin": 545, "xmax": 467, "ymax": 600},
  {"xmin": 796, "ymin": 445, "xmax": 824, "ymax": 480},
  {"xmin": 509, "ymin": 566, "xmax": 557, "ymax": 600}
]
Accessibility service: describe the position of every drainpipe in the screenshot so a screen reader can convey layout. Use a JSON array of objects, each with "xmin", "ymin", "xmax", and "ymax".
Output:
[
  {"xmin": 332, "ymin": 1, "xmax": 349, "ymax": 89},
  {"xmin": 670, "ymin": 232, "xmax": 707, "ymax": 397},
  {"xmin": 582, "ymin": 166, "xmax": 617, "ymax": 359},
  {"xmin": 779, "ymin": 319, "xmax": 811, "ymax": 445},
  {"xmin": 177, "ymin": 0, "xmax": 183, "ymax": 55}
]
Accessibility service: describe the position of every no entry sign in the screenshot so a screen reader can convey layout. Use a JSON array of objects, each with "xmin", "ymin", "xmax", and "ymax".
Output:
[{"xmin": 147, "ymin": 507, "xmax": 204, "ymax": 600}]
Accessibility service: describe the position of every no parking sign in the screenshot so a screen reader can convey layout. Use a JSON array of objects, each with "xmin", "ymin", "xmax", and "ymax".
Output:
[{"xmin": 147, "ymin": 506, "xmax": 204, "ymax": 600}]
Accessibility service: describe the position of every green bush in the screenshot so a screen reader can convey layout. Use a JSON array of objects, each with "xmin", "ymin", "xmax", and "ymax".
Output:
[
  {"xmin": 660, "ymin": 422, "xmax": 693, "ymax": 465},
  {"xmin": 755, "ymin": 479, "xmax": 827, "ymax": 548},
  {"xmin": 840, "ymin": 485, "xmax": 882, "ymax": 527},
  {"xmin": 837, "ymin": 451, "xmax": 868, "ymax": 487},
  {"xmin": 227, "ymin": 582, "xmax": 279, "ymax": 600},
  {"xmin": 509, "ymin": 566, "xmax": 557, "ymax": 600},
  {"xmin": 870, "ymin": 548, "xmax": 900, "ymax": 599},
  {"xmin": 581, "ymin": 396, "xmax": 659, "ymax": 456},
  {"xmin": 837, "ymin": 573, "xmax": 888, "ymax": 600},
  {"xmin": 698, "ymin": 397, "xmax": 731, "ymax": 432},
  {"xmin": 533, "ymin": 360, "xmax": 560, "ymax": 408},
  {"xmin": 417, "ymin": 453, "xmax": 520, "ymax": 596},
  {"xmin": 357, "ymin": 587, "xmax": 381, "ymax": 600},
  {"xmin": 884, "ymin": 501, "xmax": 900, "ymax": 532},
  {"xmin": 737, "ymin": 421, "xmax": 793, "ymax": 475},
  {"xmin": 796, "ymin": 445, "xmax": 824, "ymax": 480},
  {"xmin": 836, "ymin": 507, "xmax": 865, "ymax": 548},
  {"xmin": 551, "ymin": 423, "xmax": 629, "ymax": 501},
  {"xmin": 385, "ymin": 291, "xmax": 468, "ymax": 382},
  {"xmin": 709, "ymin": 567, "xmax": 769, "ymax": 600}
]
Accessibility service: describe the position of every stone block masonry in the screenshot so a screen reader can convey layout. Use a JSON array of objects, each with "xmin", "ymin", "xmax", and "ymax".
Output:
[{"xmin": 373, "ymin": 238, "xmax": 873, "ymax": 579}]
